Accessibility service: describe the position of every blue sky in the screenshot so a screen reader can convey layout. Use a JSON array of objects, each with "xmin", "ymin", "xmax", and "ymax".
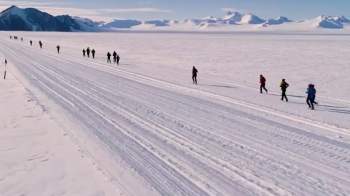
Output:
[{"xmin": 0, "ymin": 0, "xmax": 349, "ymax": 22}]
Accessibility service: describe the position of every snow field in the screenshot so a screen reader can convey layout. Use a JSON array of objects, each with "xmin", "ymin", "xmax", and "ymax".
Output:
[
  {"xmin": 1, "ymin": 32, "xmax": 350, "ymax": 195},
  {"xmin": 0, "ymin": 70, "xmax": 120, "ymax": 195}
]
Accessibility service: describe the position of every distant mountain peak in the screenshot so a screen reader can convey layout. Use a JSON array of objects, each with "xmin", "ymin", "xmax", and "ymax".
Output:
[
  {"xmin": 0, "ymin": 5, "xmax": 349, "ymax": 31},
  {"xmin": 0, "ymin": 5, "xmax": 105, "ymax": 32}
]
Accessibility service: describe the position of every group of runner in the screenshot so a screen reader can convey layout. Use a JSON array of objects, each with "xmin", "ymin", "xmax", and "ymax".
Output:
[
  {"xmin": 260, "ymin": 75, "xmax": 318, "ymax": 110},
  {"xmin": 9, "ymin": 35, "xmax": 317, "ymax": 110},
  {"xmin": 192, "ymin": 67, "xmax": 318, "ymax": 110}
]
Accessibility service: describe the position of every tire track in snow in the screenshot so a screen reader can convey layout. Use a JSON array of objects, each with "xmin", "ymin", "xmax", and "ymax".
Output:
[
  {"xmin": 4, "ymin": 43, "xmax": 276, "ymax": 196},
  {"xmin": 2, "ymin": 39, "xmax": 350, "ymax": 195},
  {"xmin": 22, "ymin": 41, "xmax": 349, "ymax": 139},
  {"xmin": 1, "ymin": 43, "xmax": 213, "ymax": 196},
  {"xmin": 11, "ymin": 44, "xmax": 350, "ymax": 194}
]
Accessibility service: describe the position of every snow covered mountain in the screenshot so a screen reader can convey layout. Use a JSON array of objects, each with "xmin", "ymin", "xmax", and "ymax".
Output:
[
  {"xmin": 0, "ymin": 6, "xmax": 349, "ymax": 31},
  {"xmin": 263, "ymin": 16, "xmax": 293, "ymax": 26},
  {"xmin": 0, "ymin": 5, "xmax": 105, "ymax": 31}
]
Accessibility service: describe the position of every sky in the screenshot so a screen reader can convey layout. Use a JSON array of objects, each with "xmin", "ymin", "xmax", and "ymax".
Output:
[{"xmin": 0, "ymin": 0, "xmax": 349, "ymax": 22}]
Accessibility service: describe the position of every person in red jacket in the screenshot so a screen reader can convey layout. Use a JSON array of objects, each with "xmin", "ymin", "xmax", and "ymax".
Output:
[
  {"xmin": 57, "ymin": 45, "xmax": 60, "ymax": 54},
  {"xmin": 260, "ymin": 75, "xmax": 268, "ymax": 93},
  {"xmin": 192, "ymin": 66, "xmax": 198, "ymax": 84}
]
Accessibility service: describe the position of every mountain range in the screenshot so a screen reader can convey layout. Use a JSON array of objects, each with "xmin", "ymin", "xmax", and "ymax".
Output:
[{"xmin": 0, "ymin": 5, "xmax": 349, "ymax": 32}]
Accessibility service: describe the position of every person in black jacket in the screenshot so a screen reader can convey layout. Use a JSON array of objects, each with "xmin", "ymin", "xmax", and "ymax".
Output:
[
  {"xmin": 91, "ymin": 49, "xmax": 95, "ymax": 59},
  {"xmin": 39, "ymin": 41, "xmax": 42, "ymax": 49},
  {"xmin": 83, "ymin": 49, "xmax": 86, "ymax": 57},
  {"xmin": 192, "ymin": 66, "xmax": 198, "ymax": 84},
  {"xmin": 116, "ymin": 54, "xmax": 120, "ymax": 65},
  {"xmin": 86, "ymin": 47, "xmax": 90, "ymax": 58},
  {"xmin": 112, "ymin": 51, "xmax": 117, "ymax": 63},
  {"xmin": 279, "ymin": 79, "xmax": 289, "ymax": 102},
  {"xmin": 107, "ymin": 52, "xmax": 111, "ymax": 63}
]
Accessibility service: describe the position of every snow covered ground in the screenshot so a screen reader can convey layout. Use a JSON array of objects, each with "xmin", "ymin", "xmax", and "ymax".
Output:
[
  {"xmin": 1, "ymin": 31, "xmax": 350, "ymax": 195},
  {"xmin": 0, "ymin": 69, "xmax": 120, "ymax": 195}
]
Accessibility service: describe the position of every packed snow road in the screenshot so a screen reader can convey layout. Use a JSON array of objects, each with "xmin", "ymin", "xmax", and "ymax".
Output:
[{"xmin": 1, "ymin": 37, "xmax": 350, "ymax": 196}]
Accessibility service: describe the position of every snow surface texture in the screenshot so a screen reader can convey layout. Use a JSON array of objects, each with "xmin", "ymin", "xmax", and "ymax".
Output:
[
  {"xmin": 0, "ymin": 70, "xmax": 120, "ymax": 195},
  {"xmin": 1, "ymin": 32, "xmax": 350, "ymax": 195}
]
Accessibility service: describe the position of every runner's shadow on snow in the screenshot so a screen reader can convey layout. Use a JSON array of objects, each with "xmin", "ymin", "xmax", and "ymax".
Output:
[
  {"xmin": 199, "ymin": 84, "xmax": 236, "ymax": 89},
  {"xmin": 269, "ymin": 93, "xmax": 305, "ymax": 99},
  {"xmin": 319, "ymin": 108, "xmax": 350, "ymax": 114},
  {"xmin": 320, "ymin": 105, "xmax": 347, "ymax": 109}
]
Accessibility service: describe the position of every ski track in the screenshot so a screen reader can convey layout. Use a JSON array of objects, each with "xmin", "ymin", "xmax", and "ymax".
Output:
[{"xmin": 1, "ymin": 38, "xmax": 350, "ymax": 196}]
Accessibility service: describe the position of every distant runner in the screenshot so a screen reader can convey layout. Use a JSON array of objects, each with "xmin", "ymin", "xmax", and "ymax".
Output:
[
  {"xmin": 107, "ymin": 52, "xmax": 111, "ymax": 63},
  {"xmin": 260, "ymin": 75, "xmax": 268, "ymax": 93},
  {"xmin": 92, "ymin": 49, "xmax": 95, "ymax": 59},
  {"xmin": 306, "ymin": 84, "xmax": 318, "ymax": 110},
  {"xmin": 83, "ymin": 49, "xmax": 86, "ymax": 57},
  {"xmin": 192, "ymin": 66, "xmax": 198, "ymax": 84},
  {"xmin": 279, "ymin": 79, "xmax": 289, "ymax": 102},
  {"xmin": 113, "ymin": 51, "xmax": 117, "ymax": 63},
  {"xmin": 86, "ymin": 47, "xmax": 90, "ymax": 58},
  {"xmin": 116, "ymin": 54, "xmax": 120, "ymax": 65},
  {"xmin": 57, "ymin": 45, "xmax": 60, "ymax": 54}
]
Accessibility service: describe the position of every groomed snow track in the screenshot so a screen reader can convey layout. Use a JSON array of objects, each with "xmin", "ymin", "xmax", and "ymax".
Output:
[{"xmin": 1, "ymin": 37, "xmax": 350, "ymax": 196}]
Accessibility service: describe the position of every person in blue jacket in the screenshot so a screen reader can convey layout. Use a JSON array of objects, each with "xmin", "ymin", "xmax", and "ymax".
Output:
[{"xmin": 306, "ymin": 84, "xmax": 318, "ymax": 110}]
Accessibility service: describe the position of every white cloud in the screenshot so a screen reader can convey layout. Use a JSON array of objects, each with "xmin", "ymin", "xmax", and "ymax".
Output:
[{"xmin": 97, "ymin": 8, "xmax": 173, "ymax": 13}]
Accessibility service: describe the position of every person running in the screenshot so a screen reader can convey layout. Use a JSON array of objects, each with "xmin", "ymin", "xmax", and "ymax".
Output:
[
  {"xmin": 260, "ymin": 75, "xmax": 268, "ymax": 93},
  {"xmin": 116, "ymin": 54, "xmax": 120, "ymax": 65},
  {"xmin": 306, "ymin": 84, "xmax": 318, "ymax": 110},
  {"xmin": 107, "ymin": 52, "xmax": 111, "ymax": 63},
  {"xmin": 192, "ymin": 66, "xmax": 198, "ymax": 84},
  {"xmin": 39, "ymin": 41, "xmax": 42, "ymax": 49},
  {"xmin": 30, "ymin": 40, "xmax": 32, "ymax": 46},
  {"xmin": 280, "ymin": 79, "xmax": 289, "ymax": 102},
  {"xmin": 5, "ymin": 59, "xmax": 7, "ymax": 64},
  {"xmin": 21, "ymin": 38, "xmax": 23, "ymax": 42},
  {"xmin": 91, "ymin": 49, "xmax": 95, "ymax": 59},
  {"xmin": 57, "ymin": 45, "xmax": 60, "ymax": 54},
  {"xmin": 83, "ymin": 49, "xmax": 86, "ymax": 57},
  {"xmin": 113, "ymin": 51, "xmax": 117, "ymax": 63},
  {"xmin": 86, "ymin": 47, "xmax": 90, "ymax": 58}
]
